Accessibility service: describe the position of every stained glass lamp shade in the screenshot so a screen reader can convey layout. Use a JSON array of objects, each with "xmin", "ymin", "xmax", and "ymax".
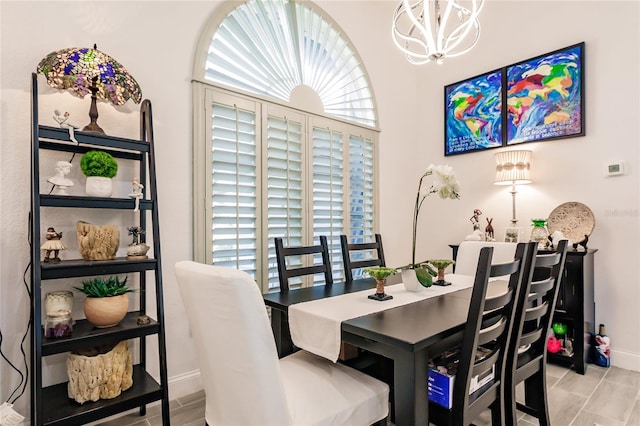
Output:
[{"xmin": 37, "ymin": 45, "xmax": 142, "ymax": 134}]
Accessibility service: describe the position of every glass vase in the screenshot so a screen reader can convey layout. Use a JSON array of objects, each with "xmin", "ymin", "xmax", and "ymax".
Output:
[{"xmin": 530, "ymin": 219, "xmax": 549, "ymax": 249}]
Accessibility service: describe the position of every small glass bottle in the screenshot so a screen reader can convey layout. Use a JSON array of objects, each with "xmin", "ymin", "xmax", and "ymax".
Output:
[
  {"xmin": 44, "ymin": 310, "xmax": 72, "ymax": 338},
  {"xmin": 530, "ymin": 218, "xmax": 549, "ymax": 250}
]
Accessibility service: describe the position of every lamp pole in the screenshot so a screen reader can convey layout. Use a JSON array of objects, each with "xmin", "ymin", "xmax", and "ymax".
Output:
[{"xmin": 510, "ymin": 182, "xmax": 518, "ymax": 226}]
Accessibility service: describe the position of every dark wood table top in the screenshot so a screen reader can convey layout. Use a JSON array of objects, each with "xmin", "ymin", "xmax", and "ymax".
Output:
[
  {"xmin": 341, "ymin": 290, "xmax": 473, "ymax": 353},
  {"xmin": 263, "ymin": 277, "xmax": 378, "ymax": 309},
  {"xmin": 263, "ymin": 277, "xmax": 492, "ymax": 354}
]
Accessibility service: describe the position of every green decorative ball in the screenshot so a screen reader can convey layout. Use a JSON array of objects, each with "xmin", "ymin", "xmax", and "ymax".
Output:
[{"xmin": 80, "ymin": 150, "xmax": 118, "ymax": 178}]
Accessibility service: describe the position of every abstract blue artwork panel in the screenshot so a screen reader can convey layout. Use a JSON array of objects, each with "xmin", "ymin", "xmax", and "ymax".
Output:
[
  {"xmin": 506, "ymin": 43, "xmax": 584, "ymax": 144},
  {"xmin": 445, "ymin": 69, "xmax": 503, "ymax": 156}
]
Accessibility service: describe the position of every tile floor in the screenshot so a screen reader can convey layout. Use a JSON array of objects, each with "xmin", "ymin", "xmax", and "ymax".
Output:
[{"xmin": 94, "ymin": 364, "xmax": 640, "ymax": 426}]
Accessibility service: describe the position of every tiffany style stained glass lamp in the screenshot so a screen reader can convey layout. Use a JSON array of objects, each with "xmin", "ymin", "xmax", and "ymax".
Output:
[{"xmin": 37, "ymin": 44, "xmax": 142, "ymax": 134}]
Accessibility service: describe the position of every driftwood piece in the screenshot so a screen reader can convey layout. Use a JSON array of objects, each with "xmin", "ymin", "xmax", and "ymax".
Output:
[
  {"xmin": 76, "ymin": 221, "xmax": 119, "ymax": 260},
  {"xmin": 67, "ymin": 341, "xmax": 133, "ymax": 404}
]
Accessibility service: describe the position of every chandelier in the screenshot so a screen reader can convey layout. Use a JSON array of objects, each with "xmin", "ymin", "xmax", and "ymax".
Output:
[{"xmin": 392, "ymin": 0, "xmax": 484, "ymax": 65}]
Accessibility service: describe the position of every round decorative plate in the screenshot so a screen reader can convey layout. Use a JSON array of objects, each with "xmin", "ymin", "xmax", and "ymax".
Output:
[{"xmin": 547, "ymin": 202, "xmax": 595, "ymax": 243}]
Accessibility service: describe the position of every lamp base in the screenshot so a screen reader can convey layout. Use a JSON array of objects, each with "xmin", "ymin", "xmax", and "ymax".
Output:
[
  {"xmin": 84, "ymin": 77, "xmax": 106, "ymax": 135},
  {"xmin": 432, "ymin": 280, "xmax": 451, "ymax": 286},
  {"xmin": 82, "ymin": 122, "xmax": 105, "ymax": 134}
]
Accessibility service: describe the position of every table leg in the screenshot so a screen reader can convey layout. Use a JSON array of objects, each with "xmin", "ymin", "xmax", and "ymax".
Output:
[
  {"xmin": 393, "ymin": 349, "xmax": 428, "ymax": 426},
  {"xmin": 271, "ymin": 309, "xmax": 293, "ymax": 358}
]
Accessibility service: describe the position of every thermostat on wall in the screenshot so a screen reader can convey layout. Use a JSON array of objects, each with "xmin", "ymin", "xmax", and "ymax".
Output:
[{"xmin": 605, "ymin": 162, "xmax": 625, "ymax": 176}]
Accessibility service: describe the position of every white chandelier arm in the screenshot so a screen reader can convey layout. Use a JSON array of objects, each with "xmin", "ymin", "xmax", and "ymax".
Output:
[
  {"xmin": 392, "ymin": 0, "xmax": 484, "ymax": 64},
  {"xmin": 444, "ymin": 19, "xmax": 481, "ymax": 58},
  {"xmin": 404, "ymin": 0, "xmax": 436, "ymax": 54},
  {"xmin": 442, "ymin": 0, "xmax": 483, "ymax": 55},
  {"xmin": 392, "ymin": 4, "xmax": 432, "ymax": 64},
  {"xmin": 436, "ymin": 0, "xmax": 455, "ymax": 54}
]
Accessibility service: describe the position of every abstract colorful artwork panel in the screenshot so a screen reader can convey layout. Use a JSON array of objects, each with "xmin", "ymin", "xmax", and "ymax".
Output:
[
  {"xmin": 506, "ymin": 43, "xmax": 584, "ymax": 145},
  {"xmin": 445, "ymin": 69, "xmax": 503, "ymax": 156}
]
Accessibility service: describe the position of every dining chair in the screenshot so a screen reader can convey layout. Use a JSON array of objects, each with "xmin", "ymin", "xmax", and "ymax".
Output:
[
  {"xmin": 175, "ymin": 261, "xmax": 389, "ymax": 426},
  {"xmin": 340, "ymin": 234, "xmax": 386, "ymax": 282},
  {"xmin": 275, "ymin": 235, "xmax": 333, "ymax": 291},
  {"xmin": 504, "ymin": 239, "xmax": 569, "ymax": 426},
  {"xmin": 428, "ymin": 242, "xmax": 536, "ymax": 426}
]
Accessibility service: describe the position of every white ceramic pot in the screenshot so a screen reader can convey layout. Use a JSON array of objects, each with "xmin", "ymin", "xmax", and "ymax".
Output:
[
  {"xmin": 85, "ymin": 176, "xmax": 113, "ymax": 197},
  {"xmin": 401, "ymin": 269, "xmax": 426, "ymax": 292},
  {"xmin": 83, "ymin": 294, "xmax": 129, "ymax": 328}
]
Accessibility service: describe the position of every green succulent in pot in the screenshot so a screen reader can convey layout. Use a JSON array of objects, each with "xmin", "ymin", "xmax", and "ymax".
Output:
[
  {"xmin": 80, "ymin": 150, "xmax": 118, "ymax": 197},
  {"xmin": 74, "ymin": 276, "xmax": 133, "ymax": 328},
  {"xmin": 74, "ymin": 275, "xmax": 132, "ymax": 297}
]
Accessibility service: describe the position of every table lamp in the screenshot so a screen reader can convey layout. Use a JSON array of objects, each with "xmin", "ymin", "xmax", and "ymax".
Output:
[
  {"xmin": 494, "ymin": 150, "xmax": 532, "ymax": 226},
  {"xmin": 37, "ymin": 44, "xmax": 142, "ymax": 135}
]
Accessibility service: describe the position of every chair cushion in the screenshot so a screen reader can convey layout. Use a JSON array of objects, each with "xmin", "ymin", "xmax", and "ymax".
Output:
[
  {"xmin": 454, "ymin": 241, "xmax": 518, "ymax": 276},
  {"xmin": 280, "ymin": 350, "xmax": 389, "ymax": 426}
]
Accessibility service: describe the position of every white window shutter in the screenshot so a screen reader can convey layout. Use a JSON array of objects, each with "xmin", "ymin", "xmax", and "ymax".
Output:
[
  {"xmin": 210, "ymin": 102, "xmax": 259, "ymax": 278},
  {"xmin": 266, "ymin": 112, "xmax": 305, "ymax": 289}
]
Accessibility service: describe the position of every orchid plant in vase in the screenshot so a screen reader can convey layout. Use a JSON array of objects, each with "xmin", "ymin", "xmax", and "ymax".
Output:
[{"xmin": 407, "ymin": 164, "xmax": 460, "ymax": 287}]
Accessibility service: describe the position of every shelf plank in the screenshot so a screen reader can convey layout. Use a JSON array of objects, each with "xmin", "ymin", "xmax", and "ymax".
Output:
[
  {"xmin": 42, "ymin": 365, "xmax": 163, "ymax": 426},
  {"xmin": 39, "ymin": 125, "xmax": 149, "ymax": 155},
  {"xmin": 41, "ymin": 257, "xmax": 157, "ymax": 279},
  {"xmin": 42, "ymin": 312, "xmax": 160, "ymax": 356},
  {"xmin": 40, "ymin": 194, "xmax": 152, "ymax": 210}
]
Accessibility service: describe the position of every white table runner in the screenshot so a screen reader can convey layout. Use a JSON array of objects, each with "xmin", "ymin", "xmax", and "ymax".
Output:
[{"xmin": 289, "ymin": 274, "xmax": 476, "ymax": 362}]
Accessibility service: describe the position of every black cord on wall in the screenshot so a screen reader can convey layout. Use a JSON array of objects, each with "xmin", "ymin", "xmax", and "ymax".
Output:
[{"xmin": 0, "ymin": 217, "xmax": 34, "ymax": 404}]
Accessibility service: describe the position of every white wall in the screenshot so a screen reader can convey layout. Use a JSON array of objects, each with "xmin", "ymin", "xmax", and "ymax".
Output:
[
  {"xmin": 407, "ymin": 0, "xmax": 640, "ymax": 372},
  {"xmin": 0, "ymin": 0, "xmax": 638, "ymax": 418}
]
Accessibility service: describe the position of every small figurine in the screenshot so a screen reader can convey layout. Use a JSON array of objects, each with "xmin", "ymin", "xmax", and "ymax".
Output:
[
  {"xmin": 470, "ymin": 209, "xmax": 482, "ymax": 231},
  {"xmin": 53, "ymin": 110, "xmax": 78, "ymax": 129},
  {"xmin": 41, "ymin": 227, "xmax": 66, "ymax": 263},
  {"xmin": 47, "ymin": 160, "xmax": 74, "ymax": 195},
  {"xmin": 485, "ymin": 218, "xmax": 494, "ymax": 241},
  {"xmin": 548, "ymin": 230, "xmax": 569, "ymax": 250},
  {"xmin": 53, "ymin": 110, "xmax": 79, "ymax": 144},
  {"xmin": 128, "ymin": 178, "xmax": 144, "ymax": 212}
]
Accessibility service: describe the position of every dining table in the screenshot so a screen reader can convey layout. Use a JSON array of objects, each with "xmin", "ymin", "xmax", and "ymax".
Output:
[{"xmin": 263, "ymin": 274, "xmax": 492, "ymax": 426}]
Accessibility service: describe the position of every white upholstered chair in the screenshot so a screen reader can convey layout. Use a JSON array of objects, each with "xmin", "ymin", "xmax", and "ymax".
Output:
[
  {"xmin": 175, "ymin": 261, "xmax": 389, "ymax": 426},
  {"xmin": 453, "ymin": 241, "xmax": 518, "ymax": 276}
]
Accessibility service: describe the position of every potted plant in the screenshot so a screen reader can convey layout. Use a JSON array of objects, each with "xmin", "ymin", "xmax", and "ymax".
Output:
[
  {"xmin": 80, "ymin": 150, "xmax": 118, "ymax": 197},
  {"xmin": 126, "ymin": 226, "xmax": 150, "ymax": 260},
  {"xmin": 364, "ymin": 266, "xmax": 397, "ymax": 301},
  {"xmin": 74, "ymin": 276, "xmax": 133, "ymax": 328},
  {"xmin": 427, "ymin": 259, "xmax": 455, "ymax": 286},
  {"xmin": 402, "ymin": 164, "xmax": 460, "ymax": 292}
]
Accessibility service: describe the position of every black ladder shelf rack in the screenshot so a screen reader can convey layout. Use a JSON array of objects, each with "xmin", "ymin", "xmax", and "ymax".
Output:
[{"xmin": 30, "ymin": 73, "xmax": 170, "ymax": 425}]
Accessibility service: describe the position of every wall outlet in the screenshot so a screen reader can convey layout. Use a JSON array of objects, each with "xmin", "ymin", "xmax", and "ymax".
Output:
[{"xmin": 605, "ymin": 162, "xmax": 624, "ymax": 176}]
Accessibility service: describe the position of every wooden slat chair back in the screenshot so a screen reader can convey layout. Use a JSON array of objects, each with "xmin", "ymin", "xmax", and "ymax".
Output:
[
  {"xmin": 429, "ymin": 242, "xmax": 536, "ymax": 426},
  {"xmin": 340, "ymin": 234, "xmax": 386, "ymax": 282},
  {"xmin": 274, "ymin": 235, "xmax": 333, "ymax": 291},
  {"xmin": 504, "ymin": 239, "xmax": 569, "ymax": 426}
]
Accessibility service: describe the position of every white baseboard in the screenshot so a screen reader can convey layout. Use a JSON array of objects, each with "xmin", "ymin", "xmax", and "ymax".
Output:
[
  {"xmin": 611, "ymin": 348, "xmax": 640, "ymax": 372},
  {"xmin": 168, "ymin": 369, "xmax": 203, "ymax": 400}
]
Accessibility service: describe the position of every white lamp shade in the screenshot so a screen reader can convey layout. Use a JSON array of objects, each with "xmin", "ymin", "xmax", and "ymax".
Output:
[{"xmin": 494, "ymin": 150, "xmax": 532, "ymax": 185}]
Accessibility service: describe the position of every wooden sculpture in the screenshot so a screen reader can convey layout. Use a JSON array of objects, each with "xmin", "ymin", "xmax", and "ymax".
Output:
[{"xmin": 76, "ymin": 221, "xmax": 119, "ymax": 261}]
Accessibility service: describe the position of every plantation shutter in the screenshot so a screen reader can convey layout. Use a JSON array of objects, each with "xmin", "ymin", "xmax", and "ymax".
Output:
[
  {"xmin": 347, "ymin": 133, "xmax": 376, "ymax": 279},
  {"xmin": 210, "ymin": 99, "xmax": 259, "ymax": 278},
  {"xmin": 265, "ymin": 109, "xmax": 305, "ymax": 289},
  {"xmin": 312, "ymin": 124, "xmax": 345, "ymax": 282}
]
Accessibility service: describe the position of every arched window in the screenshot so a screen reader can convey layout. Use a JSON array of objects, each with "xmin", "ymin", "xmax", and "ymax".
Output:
[{"xmin": 193, "ymin": 0, "xmax": 379, "ymax": 290}]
